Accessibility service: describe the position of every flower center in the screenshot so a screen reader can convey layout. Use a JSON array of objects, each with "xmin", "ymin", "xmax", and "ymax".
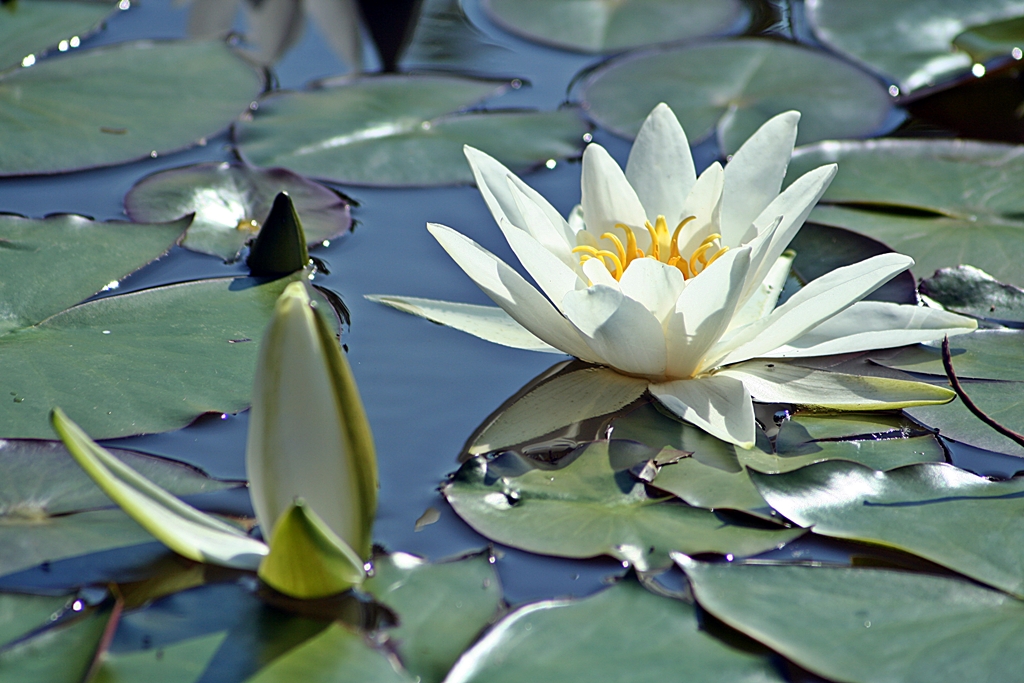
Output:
[{"xmin": 571, "ymin": 215, "xmax": 728, "ymax": 281}]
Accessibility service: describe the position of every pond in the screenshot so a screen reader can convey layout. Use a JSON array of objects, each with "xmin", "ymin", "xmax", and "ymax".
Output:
[{"xmin": 4, "ymin": 0, "xmax": 1024, "ymax": 681}]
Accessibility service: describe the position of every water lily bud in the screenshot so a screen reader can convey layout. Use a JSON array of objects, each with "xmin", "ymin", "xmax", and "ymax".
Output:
[
  {"xmin": 247, "ymin": 281, "xmax": 377, "ymax": 560},
  {"xmin": 258, "ymin": 499, "xmax": 365, "ymax": 598}
]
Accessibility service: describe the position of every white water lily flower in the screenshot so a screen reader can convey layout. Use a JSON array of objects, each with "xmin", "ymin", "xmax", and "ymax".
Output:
[{"xmin": 370, "ymin": 104, "xmax": 976, "ymax": 448}]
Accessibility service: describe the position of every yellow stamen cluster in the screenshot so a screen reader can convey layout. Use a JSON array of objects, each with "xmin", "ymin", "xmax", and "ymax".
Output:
[{"xmin": 572, "ymin": 215, "xmax": 729, "ymax": 281}]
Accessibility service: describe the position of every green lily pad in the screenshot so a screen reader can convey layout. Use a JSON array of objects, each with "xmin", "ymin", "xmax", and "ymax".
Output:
[
  {"xmin": 0, "ymin": 273, "xmax": 312, "ymax": 439},
  {"xmin": 806, "ymin": 0, "xmax": 1024, "ymax": 95},
  {"xmin": 0, "ymin": 39, "xmax": 261, "ymax": 176},
  {"xmin": 124, "ymin": 162, "xmax": 352, "ymax": 261},
  {"xmin": 363, "ymin": 551, "xmax": 502, "ymax": 683},
  {"xmin": 0, "ymin": 439, "xmax": 239, "ymax": 577},
  {"xmin": 91, "ymin": 631, "xmax": 228, "ymax": 683},
  {"xmin": 244, "ymin": 623, "xmax": 415, "ymax": 683},
  {"xmin": 680, "ymin": 557, "xmax": 1024, "ymax": 683},
  {"xmin": 751, "ymin": 460, "xmax": 1024, "ymax": 596},
  {"xmin": 0, "ymin": 0, "xmax": 115, "ymax": 71},
  {"xmin": 444, "ymin": 577, "xmax": 784, "ymax": 683},
  {"xmin": 874, "ymin": 330, "xmax": 1024, "ymax": 381},
  {"xmin": 443, "ymin": 442, "xmax": 802, "ymax": 571},
  {"xmin": 0, "ymin": 593, "xmax": 76, "ymax": 647},
  {"xmin": 482, "ymin": 0, "xmax": 749, "ymax": 54},
  {"xmin": 0, "ymin": 600, "xmax": 113, "ymax": 683},
  {"xmin": 612, "ymin": 403, "xmax": 944, "ymax": 517},
  {"xmin": 235, "ymin": 75, "xmax": 589, "ymax": 186},
  {"xmin": 954, "ymin": 14, "xmax": 1024, "ymax": 63},
  {"xmin": 0, "ymin": 213, "xmax": 187, "ymax": 336},
  {"xmin": 919, "ymin": 265, "xmax": 1024, "ymax": 323},
  {"xmin": 580, "ymin": 38, "xmax": 894, "ymax": 154},
  {"xmin": 908, "ymin": 381, "xmax": 1024, "ymax": 457},
  {"xmin": 787, "ymin": 138, "xmax": 1024, "ymax": 287}
]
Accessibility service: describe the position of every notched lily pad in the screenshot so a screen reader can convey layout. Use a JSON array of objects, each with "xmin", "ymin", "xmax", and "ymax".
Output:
[
  {"xmin": 0, "ymin": 39, "xmax": 262, "ymax": 176},
  {"xmin": 235, "ymin": 74, "xmax": 589, "ymax": 186},
  {"xmin": 580, "ymin": 38, "xmax": 895, "ymax": 154},
  {"xmin": 125, "ymin": 162, "xmax": 352, "ymax": 261},
  {"xmin": 444, "ymin": 577, "xmax": 784, "ymax": 683},
  {"xmin": 482, "ymin": 0, "xmax": 749, "ymax": 54},
  {"xmin": 0, "ymin": 0, "xmax": 116, "ymax": 71},
  {"xmin": 443, "ymin": 441, "xmax": 802, "ymax": 571},
  {"xmin": 788, "ymin": 138, "xmax": 1024, "ymax": 287}
]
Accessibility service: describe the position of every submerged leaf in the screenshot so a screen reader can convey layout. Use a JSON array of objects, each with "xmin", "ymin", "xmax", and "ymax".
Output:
[
  {"xmin": 235, "ymin": 75, "xmax": 588, "ymax": 186},
  {"xmin": 581, "ymin": 38, "xmax": 894, "ymax": 153}
]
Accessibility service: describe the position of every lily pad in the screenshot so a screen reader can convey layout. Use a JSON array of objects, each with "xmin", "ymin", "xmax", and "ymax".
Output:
[
  {"xmin": 244, "ymin": 623, "xmax": 414, "ymax": 683},
  {"xmin": 124, "ymin": 162, "xmax": 352, "ymax": 261},
  {"xmin": 0, "ymin": 39, "xmax": 262, "ymax": 176},
  {"xmin": 751, "ymin": 460, "xmax": 1024, "ymax": 596},
  {"xmin": 0, "ymin": 601, "xmax": 114, "ymax": 683},
  {"xmin": 0, "ymin": 273, "xmax": 313, "ymax": 439},
  {"xmin": 806, "ymin": 0, "xmax": 1024, "ymax": 95},
  {"xmin": 443, "ymin": 442, "xmax": 802, "ymax": 571},
  {"xmin": 919, "ymin": 265, "xmax": 1024, "ymax": 323},
  {"xmin": 444, "ymin": 577, "xmax": 784, "ymax": 683},
  {"xmin": 1, "ymin": 439, "xmax": 239, "ymax": 578},
  {"xmin": 908, "ymin": 381, "xmax": 1024, "ymax": 457},
  {"xmin": 92, "ymin": 631, "xmax": 228, "ymax": 683},
  {"xmin": 0, "ymin": 213, "xmax": 187, "ymax": 335},
  {"xmin": 612, "ymin": 403, "xmax": 945, "ymax": 516},
  {"xmin": 0, "ymin": 593, "xmax": 76, "ymax": 647},
  {"xmin": 0, "ymin": 0, "xmax": 115, "ymax": 71},
  {"xmin": 787, "ymin": 138, "xmax": 1024, "ymax": 287},
  {"xmin": 680, "ymin": 557, "xmax": 1024, "ymax": 683},
  {"xmin": 580, "ymin": 38, "xmax": 894, "ymax": 154},
  {"xmin": 363, "ymin": 551, "xmax": 503, "ymax": 683},
  {"xmin": 874, "ymin": 330, "xmax": 1024, "ymax": 381},
  {"xmin": 234, "ymin": 75, "xmax": 589, "ymax": 186},
  {"xmin": 482, "ymin": 0, "xmax": 749, "ymax": 54},
  {"xmin": 399, "ymin": 0, "xmax": 511, "ymax": 70}
]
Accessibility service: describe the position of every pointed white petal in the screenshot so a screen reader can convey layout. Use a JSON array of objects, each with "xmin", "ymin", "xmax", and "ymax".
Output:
[
  {"xmin": 428, "ymin": 223, "xmax": 599, "ymax": 362},
  {"xmin": 464, "ymin": 145, "xmax": 527, "ymax": 228},
  {"xmin": 729, "ymin": 250, "xmax": 794, "ymax": 331},
  {"xmin": 247, "ymin": 282, "xmax": 377, "ymax": 558},
  {"xmin": 560, "ymin": 285, "xmax": 667, "ymax": 377},
  {"xmin": 719, "ymin": 361, "xmax": 955, "ymax": 409},
  {"xmin": 649, "ymin": 374, "xmax": 756, "ymax": 448},
  {"xmin": 721, "ymin": 111, "xmax": 800, "ymax": 246},
  {"xmin": 509, "ymin": 179, "xmax": 581, "ymax": 264},
  {"xmin": 468, "ymin": 366, "xmax": 648, "ymax": 455},
  {"xmin": 677, "ymin": 162, "xmax": 724, "ymax": 257},
  {"xmin": 665, "ymin": 247, "xmax": 751, "ymax": 379},
  {"xmin": 617, "ymin": 258, "xmax": 685, "ymax": 321},
  {"xmin": 714, "ymin": 253, "xmax": 914, "ymax": 366},
  {"xmin": 582, "ymin": 256, "xmax": 620, "ymax": 288},
  {"xmin": 567, "ymin": 204, "xmax": 586, "ymax": 234},
  {"xmin": 366, "ymin": 295, "xmax": 562, "ymax": 353},
  {"xmin": 625, "ymin": 103, "xmax": 696, "ymax": 224},
  {"xmin": 741, "ymin": 165, "xmax": 837, "ymax": 302},
  {"xmin": 580, "ymin": 144, "xmax": 648, "ymax": 238},
  {"xmin": 498, "ymin": 217, "xmax": 582, "ymax": 306},
  {"xmin": 764, "ymin": 301, "xmax": 978, "ymax": 358},
  {"xmin": 52, "ymin": 409, "xmax": 267, "ymax": 570}
]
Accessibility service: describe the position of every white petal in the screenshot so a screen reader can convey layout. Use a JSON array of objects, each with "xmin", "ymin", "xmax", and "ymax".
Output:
[
  {"xmin": 567, "ymin": 204, "xmax": 586, "ymax": 234},
  {"xmin": 618, "ymin": 258, "xmax": 685, "ymax": 321},
  {"xmin": 580, "ymin": 144, "xmax": 648, "ymax": 239},
  {"xmin": 741, "ymin": 165, "xmax": 837, "ymax": 303},
  {"xmin": 677, "ymin": 162, "xmax": 724, "ymax": 257},
  {"xmin": 507, "ymin": 178, "xmax": 575, "ymax": 264},
  {"xmin": 366, "ymin": 295, "xmax": 562, "ymax": 353},
  {"xmin": 728, "ymin": 249, "xmax": 794, "ymax": 331},
  {"xmin": 428, "ymin": 223, "xmax": 600, "ymax": 362},
  {"xmin": 649, "ymin": 374, "xmax": 756, "ymax": 448},
  {"xmin": 582, "ymin": 256, "xmax": 620, "ymax": 288},
  {"xmin": 467, "ymin": 366, "xmax": 648, "ymax": 455},
  {"xmin": 719, "ymin": 361, "xmax": 955, "ymax": 409},
  {"xmin": 498, "ymin": 217, "xmax": 583, "ymax": 306},
  {"xmin": 464, "ymin": 145, "xmax": 527, "ymax": 228},
  {"xmin": 721, "ymin": 111, "xmax": 800, "ymax": 247},
  {"xmin": 713, "ymin": 253, "xmax": 914, "ymax": 366},
  {"xmin": 625, "ymin": 103, "xmax": 696, "ymax": 224},
  {"xmin": 764, "ymin": 301, "xmax": 978, "ymax": 358},
  {"xmin": 665, "ymin": 246, "xmax": 751, "ymax": 379},
  {"xmin": 560, "ymin": 285, "xmax": 667, "ymax": 377}
]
